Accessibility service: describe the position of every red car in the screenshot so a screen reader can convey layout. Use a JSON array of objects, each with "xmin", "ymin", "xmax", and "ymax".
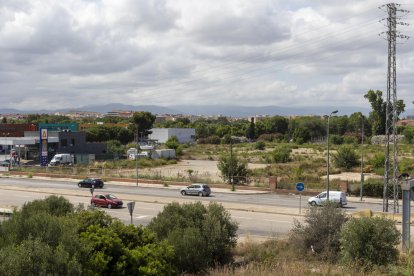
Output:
[{"xmin": 91, "ymin": 194, "xmax": 123, "ymax": 209}]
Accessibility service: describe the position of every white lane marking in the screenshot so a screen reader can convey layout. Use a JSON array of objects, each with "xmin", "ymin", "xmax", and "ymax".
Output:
[
  {"xmin": 232, "ymin": 216, "xmax": 252, "ymax": 220},
  {"xmin": 136, "ymin": 215, "xmax": 149, "ymax": 219},
  {"xmin": 138, "ymin": 207, "xmax": 157, "ymax": 210},
  {"xmin": 263, "ymin": 219, "xmax": 291, "ymax": 223}
]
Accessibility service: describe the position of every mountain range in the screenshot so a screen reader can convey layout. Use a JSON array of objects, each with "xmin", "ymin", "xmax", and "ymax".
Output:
[{"xmin": 0, "ymin": 103, "xmax": 412, "ymax": 117}]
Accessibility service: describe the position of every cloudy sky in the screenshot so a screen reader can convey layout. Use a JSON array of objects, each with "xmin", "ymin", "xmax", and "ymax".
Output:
[{"xmin": 1, "ymin": 0, "xmax": 413, "ymax": 111}]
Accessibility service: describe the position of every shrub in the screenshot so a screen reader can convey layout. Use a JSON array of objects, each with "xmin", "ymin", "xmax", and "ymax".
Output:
[
  {"xmin": 257, "ymin": 133, "xmax": 284, "ymax": 142},
  {"xmin": 254, "ymin": 141, "xmax": 266, "ymax": 150},
  {"xmin": 340, "ymin": 217, "xmax": 400, "ymax": 268},
  {"xmin": 217, "ymin": 153, "xmax": 248, "ymax": 184},
  {"xmin": 333, "ymin": 145, "xmax": 359, "ymax": 171},
  {"xmin": 147, "ymin": 202, "xmax": 238, "ymax": 274},
  {"xmin": 270, "ymin": 147, "xmax": 291, "ymax": 163},
  {"xmin": 368, "ymin": 153, "xmax": 385, "ymax": 169},
  {"xmin": 330, "ymin": 135, "xmax": 344, "ymax": 145},
  {"xmin": 348, "ymin": 181, "xmax": 384, "ymax": 198},
  {"xmin": 198, "ymin": 135, "xmax": 221, "ymax": 144},
  {"xmin": 289, "ymin": 202, "xmax": 347, "ymax": 262}
]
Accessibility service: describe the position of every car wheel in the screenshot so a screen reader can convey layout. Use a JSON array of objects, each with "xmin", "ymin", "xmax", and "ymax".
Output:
[
  {"xmin": 108, "ymin": 204, "xmax": 112, "ymax": 209},
  {"xmin": 78, "ymin": 183, "xmax": 82, "ymax": 188},
  {"xmin": 198, "ymin": 192, "xmax": 203, "ymax": 197},
  {"xmin": 310, "ymin": 201, "xmax": 317, "ymax": 207},
  {"xmin": 100, "ymin": 184, "xmax": 104, "ymax": 188},
  {"xmin": 181, "ymin": 190, "xmax": 186, "ymax": 196}
]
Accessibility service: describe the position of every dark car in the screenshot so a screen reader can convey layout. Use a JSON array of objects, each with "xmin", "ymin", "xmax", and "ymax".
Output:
[
  {"xmin": 0, "ymin": 160, "xmax": 11, "ymax": 167},
  {"xmin": 180, "ymin": 183, "xmax": 211, "ymax": 197},
  {"xmin": 91, "ymin": 194, "xmax": 123, "ymax": 209},
  {"xmin": 78, "ymin": 178, "xmax": 104, "ymax": 188}
]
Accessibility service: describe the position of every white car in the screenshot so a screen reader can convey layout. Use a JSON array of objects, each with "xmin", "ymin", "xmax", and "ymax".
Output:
[{"xmin": 308, "ymin": 191, "xmax": 347, "ymax": 208}]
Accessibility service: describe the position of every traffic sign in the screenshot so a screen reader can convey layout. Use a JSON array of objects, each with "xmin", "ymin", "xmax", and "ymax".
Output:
[
  {"xmin": 296, "ymin": 182, "xmax": 305, "ymax": 192},
  {"xmin": 127, "ymin": 202, "xmax": 135, "ymax": 216}
]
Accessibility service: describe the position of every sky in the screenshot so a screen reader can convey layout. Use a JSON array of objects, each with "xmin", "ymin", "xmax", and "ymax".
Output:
[{"xmin": 0, "ymin": 0, "xmax": 414, "ymax": 112}]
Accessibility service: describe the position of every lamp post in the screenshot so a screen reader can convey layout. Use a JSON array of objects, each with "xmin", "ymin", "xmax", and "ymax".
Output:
[
  {"xmin": 326, "ymin": 110, "xmax": 338, "ymax": 201},
  {"xmin": 136, "ymin": 124, "xmax": 139, "ymax": 186},
  {"xmin": 360, "ymin": 115, "xmax": 364, "ymax": 201}
]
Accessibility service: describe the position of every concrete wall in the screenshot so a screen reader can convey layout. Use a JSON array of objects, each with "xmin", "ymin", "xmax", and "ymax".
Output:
[{"xmin": 149, "ymin": 128, "xmax": 195, "ymax": 143}]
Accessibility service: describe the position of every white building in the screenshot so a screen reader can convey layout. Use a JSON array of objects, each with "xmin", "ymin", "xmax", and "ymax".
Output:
[{"xmin": 149, "ymin": 128, "xmax": 196, "ymax": 143}]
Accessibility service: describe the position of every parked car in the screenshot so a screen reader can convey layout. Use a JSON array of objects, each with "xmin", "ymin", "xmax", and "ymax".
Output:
[
  {"xmin": 0, "ymin": 160, "xmax": 11, "ymax": 167},
  {"xmin": 308, "ymin": 191, "xmax": 347, "ymax": 208},
  {"xmin": 91, "ymin": 194, "xmax": 123, "ymax": 209},
  {"xmin": 78, "ymin": 178, "xmax": 104, "ymax": 188},
  {"xmin": 180, "ymin": 183, "xmax": 211, "ymax": 197}
]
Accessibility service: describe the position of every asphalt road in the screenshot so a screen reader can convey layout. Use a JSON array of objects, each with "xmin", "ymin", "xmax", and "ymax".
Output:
[
  {"xmin": 0, "ymin": 187, "xmax": 302, "ymax": 238},
  {"xmin": 0, "ymin": 177, "xmax": 385, "ymax": 212}
]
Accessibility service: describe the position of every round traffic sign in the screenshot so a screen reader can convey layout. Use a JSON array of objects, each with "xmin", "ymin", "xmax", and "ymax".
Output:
[{"xmin": 296, "ymin": 182, "xmax": 305, "ymax": 192}]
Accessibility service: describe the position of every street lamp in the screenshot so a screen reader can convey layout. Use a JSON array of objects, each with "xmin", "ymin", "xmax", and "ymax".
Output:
[
  {"xmin": 326, "ymin": 110, "xmax": 338, "ymax": 201},
  {"xmin": 360, "ymin": 115, "xmax": 364, "ymax": 201},
  {"xmin": 136, "ymin": 124, "xmax": 139, "ymax": 186}
]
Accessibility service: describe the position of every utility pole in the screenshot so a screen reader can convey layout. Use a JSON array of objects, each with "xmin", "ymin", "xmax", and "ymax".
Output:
[
  {"xmin": 380, "ymin": 3, "xmax": 409, "ymax": 213},
  {"xmin": 230, "ymin": 129, "xmax": 234, "ymax": 192},
  {"xmin": 136, "ymin": 124, "xmax": 139, "ymax": 186},
  {"xmin": 360, "ymin": 116, "xmax": 364, "ymax": 201}
]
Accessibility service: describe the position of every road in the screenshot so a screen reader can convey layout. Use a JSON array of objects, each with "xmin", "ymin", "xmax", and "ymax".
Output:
[
  {"xmin": 0, "ymin": 177, "xmax": 385, "ymax": 212},
  {"xmin": 0, "ymin": 187, "xmax": 301, "ymax": 239}
]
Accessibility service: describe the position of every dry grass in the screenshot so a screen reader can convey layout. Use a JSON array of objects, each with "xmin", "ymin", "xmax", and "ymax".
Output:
[{"xmin": 207, "ymin": 237, "xmax": 406, "ymax": 276}]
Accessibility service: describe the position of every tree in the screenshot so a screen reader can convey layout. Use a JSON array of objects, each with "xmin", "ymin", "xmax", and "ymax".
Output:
[
  {"xmin": 333, "ymin": 145, "xmax": 359, "ymax": 171},
  {"xmin": 0, "ymin": 238, "xmax": 82, "ymax": 275},
  {"xmin": 364, "ymin": 90, "xmax": 405, "ymax": 135},
  {"xmin": 293, "ymin": 127, "xmax": 311, "ymax": 144},
  {"xmin": 246, "ymin": 119, "xmax": 256, "ymax": 140},
  {"xmin": 255, "ymin": 116, "xmax": 289, "ymax": 136},
  {"xmin": 147, "ymin": 202, "xmax": 238, "ymax": 274},
  {"xmin": 340, "ymin": 217, "xmax": 400, "ymax": 268},
  {"xmin": 131, "ymin": 112, "xmax": 156, "ymax": 137},
  {"xmin": 217, "ymin": 153, "xmax": 248, "ymax": 184},
  {"xmin": 79, "ymin": 221, "xmax": 176, "ymax": 275},
  {"xmin": 289, "ymin": 202, "xmax": 348, "ymax": 261}
]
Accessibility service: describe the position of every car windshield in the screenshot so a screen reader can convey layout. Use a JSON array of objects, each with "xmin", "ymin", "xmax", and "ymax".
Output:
[{"xmin": 106, "ymin": 194, "xmax": 117, "ymax": 199}]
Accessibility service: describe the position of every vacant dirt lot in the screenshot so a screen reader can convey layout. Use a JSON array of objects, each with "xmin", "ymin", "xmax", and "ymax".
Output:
[{"xmin": 139, "ymin": 159, "xmax": 268, "ymax": 182}]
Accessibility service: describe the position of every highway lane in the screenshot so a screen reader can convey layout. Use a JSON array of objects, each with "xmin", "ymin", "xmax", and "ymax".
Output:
[
  {"xmin": 0, "ymin": 188, "xmax": 303, "ymax": 238},
  {"xmin": 0, "ymin": 177, "xmax": 385, "ymax": 212}
]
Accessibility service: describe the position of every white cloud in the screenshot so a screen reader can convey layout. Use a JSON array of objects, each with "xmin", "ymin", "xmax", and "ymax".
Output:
[{"xmin": 0, "ymin": 0, "xmax": 413, "ymax": 113}]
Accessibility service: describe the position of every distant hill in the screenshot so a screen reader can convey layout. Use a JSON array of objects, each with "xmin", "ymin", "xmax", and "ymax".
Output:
[{"xmin": 2, "ymin": 103, "xmax": 410, "ymax": 117}]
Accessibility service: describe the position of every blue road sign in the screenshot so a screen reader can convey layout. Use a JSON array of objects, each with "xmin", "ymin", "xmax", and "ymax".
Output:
[{"xmin": 296, "ymin": 182, "xmax": 305, "ymax": 192}]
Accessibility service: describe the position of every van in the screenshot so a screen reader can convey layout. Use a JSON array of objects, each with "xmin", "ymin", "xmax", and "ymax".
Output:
[
  {"xmin": 49, "ymin": 154, "xmax": 73, "ymax": 166},
  {"xmin": 308, "ymin": 191, "xmax": 347, "ymax": 208}
]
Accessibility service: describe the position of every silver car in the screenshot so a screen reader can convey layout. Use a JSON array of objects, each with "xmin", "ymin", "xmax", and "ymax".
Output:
[{"xmin": 180, "ymin": 184, "xmax": 211, "ymax": 197}]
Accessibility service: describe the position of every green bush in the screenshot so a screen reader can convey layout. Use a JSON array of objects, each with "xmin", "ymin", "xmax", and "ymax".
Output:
[
  {"xmin": 368, "ymin": 153, "xmax": 385, "ymax": 169},
  {"xmin": 348, "ymin": 181, "xmax": 384, "ymax": 198},
  {"xmin": 147, "ymin": 202, "xmax": 238, "ymax": 274},
  {"xmin": 330, "ymin": 135, "xmax": 344, "ymax": 145},
  {"xmin": 270, "ymin": 147, "xmax": 291, "ymax": 163},
  {"xmin": 333, "ymin": 145, "xmax": 359, "ymax": 171},
  {"xmin": 254, "ymin": 141, "xmax": 266, "ymax": 150},
  {"xmin": 217, "ymin": 153, "xmax": 248, "ymax": 184},
  {"xmin": 340, "ymin": 217, "xmax": 400, "ymax": 268},
  {"xmin": 289, "ymin": 202, "xmax": 348, "ymax": 262},
  {"xmin": 198, "ymin": 135, "xmax": 221, "ymax": 144}
]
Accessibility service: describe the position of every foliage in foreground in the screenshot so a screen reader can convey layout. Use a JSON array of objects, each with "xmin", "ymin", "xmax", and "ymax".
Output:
[
  {"xmin": 288, "ymin": 202, "xmax": 348, "ymax": 261},
  {"xmin": 340, "ymin": 216, "xmax": 400, "ymax": 268},
  {"xmin": 0, "ymin": 196, "xmax": 176, "ymax": 275},
  {"xmin": 148, "ymin": 201, "xmax": 238, "ymax": 274}
]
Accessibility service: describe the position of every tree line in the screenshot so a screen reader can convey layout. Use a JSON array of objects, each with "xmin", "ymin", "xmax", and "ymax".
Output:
[{"xmin": 5, "ymin": 89, "xmax": 409, "ymax": 146}]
